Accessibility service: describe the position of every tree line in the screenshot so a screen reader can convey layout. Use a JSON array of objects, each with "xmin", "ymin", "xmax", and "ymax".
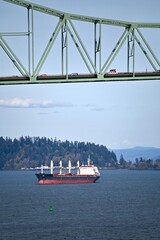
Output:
[
  {"xmin": 117, "ymin": 154, "xmax": 160, "ymax": 170},
  {"xmin": 0, "ymin": 136, "xmax": 117, "ymax": 170}
]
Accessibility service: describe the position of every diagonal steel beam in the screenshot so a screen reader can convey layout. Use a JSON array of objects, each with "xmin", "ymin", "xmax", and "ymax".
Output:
[
  {"xmin": 67, "ymin": 25, "xmax": 93, "ymax": 74},
  {"xmin": 134, "ymin": 34, "xmax": 157, "ymax": 71},
  {"xmin": 68, "ymin": 19, "xmax": 98, "ymax": 74},
  {"xmin": 136, "ymin": 28, "xmax": 160, "ymax": 67},
  {"xmin": 34, "ymin": 18, "xmax": 65, "ymax": 77},
  {"xmin": 94, "ymin": 21, "xmax": 102, "ymax": 73},
  {"xmin": 101, "ymin": 27, "xmax": 132, "ymax": 74},
  {"xmin": 0, "ymin": 35, "xmax": 29, "ymax": 76}
]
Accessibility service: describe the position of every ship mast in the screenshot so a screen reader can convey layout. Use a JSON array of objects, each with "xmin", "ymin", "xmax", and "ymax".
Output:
[
  {"xmin": 68, "ymin": 160, "xmax": 71, "ymax": 173},
  {"xmin": 41, "ymin": 164, "xmax": 43, "ymax": 174},
  {"xmin": 77, "ymin": 161, "xmax": 80, "ymax": 174},
  {"xmin": 87, "ymin": 155, "xmax": 91, "ymax": 166},
  {"xmin": 59, "ymin": 160, "xmax": 62, "ymax": 174},
  {"xmin": 50, "ymin": 160, "xmax": 54, "ymax": 174}
]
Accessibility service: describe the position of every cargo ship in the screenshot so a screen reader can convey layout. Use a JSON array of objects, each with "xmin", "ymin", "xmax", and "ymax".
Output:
[{"xmin": 35, "ymin": 157, "xmax": 100, "ymax": 184}]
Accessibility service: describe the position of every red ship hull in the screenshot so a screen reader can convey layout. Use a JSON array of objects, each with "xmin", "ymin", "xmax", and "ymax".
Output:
[{"xmin": 36, "ymin": 173, "xmax": 100, "ymax": 185}]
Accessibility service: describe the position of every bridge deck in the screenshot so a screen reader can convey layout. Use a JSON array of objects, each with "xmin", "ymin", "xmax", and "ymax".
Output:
[{"xmin": 0, "ymin": 72, "xmax": 160, "ymax": 85}]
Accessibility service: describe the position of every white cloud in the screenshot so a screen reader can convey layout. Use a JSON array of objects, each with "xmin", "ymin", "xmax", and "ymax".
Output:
[
  {"xmin": 91, "ymin": 107, "xmax": 105, "ymax": 112},
  {"xmin": 0, "ymin": 98, "xmax": 73, "ymax": 108},
  {"xmin": 82, "ymin": 104, "xmax": 105, "ymax": 111}
]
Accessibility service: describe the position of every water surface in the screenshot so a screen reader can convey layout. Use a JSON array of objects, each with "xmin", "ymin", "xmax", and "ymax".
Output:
[{"xmin": 0, "ymin": 170, "xmax": 160, "ymax": 240}]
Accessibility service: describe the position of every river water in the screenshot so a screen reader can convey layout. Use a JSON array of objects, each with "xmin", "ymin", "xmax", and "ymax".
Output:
[{"xmin": 0, "ymin": 170, "xmax": 160, "ymax": 240}]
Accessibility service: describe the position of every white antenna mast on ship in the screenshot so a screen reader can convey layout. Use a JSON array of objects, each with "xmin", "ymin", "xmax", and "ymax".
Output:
[
  {"xmin": 77, "ymin": 161, "xmax": 80, "ymax": 174},
  {"xmin": 87, "ymin": 155, "xmax": 91, "ymax": 166},
  {"xmin": 50, "ymin": 160, "xmax": 54, "ymax": 174},
  {"xmin": 68, "ymin": 160, "xmax": 72, "ymax": 174},
  {"xmin": 59, "ymin": 160, "xmax": 62, "ymax": 174},
  {"xmin": 41, "ymin": 164, "xmax": 43, "ymax": 174}
]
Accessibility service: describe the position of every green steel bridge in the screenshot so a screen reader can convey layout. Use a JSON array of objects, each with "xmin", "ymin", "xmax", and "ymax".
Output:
[{"xmin": 1, "ymin": 0, "xmax": 160, "ymax": 85}]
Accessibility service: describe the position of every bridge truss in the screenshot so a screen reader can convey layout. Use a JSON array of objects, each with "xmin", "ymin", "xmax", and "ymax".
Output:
[{"xmin": 1, "ymin": 0, "xmax": 160, "ymax": 85}]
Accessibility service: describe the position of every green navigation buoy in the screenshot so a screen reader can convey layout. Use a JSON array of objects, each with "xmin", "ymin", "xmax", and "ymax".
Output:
[{"xmin": 49, "ymin": 206, "xmax": 54, "ymax": 212}]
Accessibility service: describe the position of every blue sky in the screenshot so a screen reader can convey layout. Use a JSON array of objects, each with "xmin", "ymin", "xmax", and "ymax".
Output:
[{"xmin": 0, "ymin": 0, "xmax": 160, "ymax": 149}]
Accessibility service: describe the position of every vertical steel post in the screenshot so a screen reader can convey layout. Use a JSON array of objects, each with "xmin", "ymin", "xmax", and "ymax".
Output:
[
  {"xmin": 61, "ymin": 24, "xmax": 64, "ymax": 75},
  {"xmin": 132, "ymin": 28, "xmax": 135, "ymax": 75},
  {"xmin": 99, "ymin": 21, "xmax": 101, "ymax": 73},
  {"xmin": 66, "ymin": 19, "xmax": 68, "ymax": 78},
  {"xmin": 127, "ymin": 28, "xmax": 135, "ymax": 74},
  {"xmin": 94, "ymin": 22, "xmax": 97, "ymax": 68},
  {"xmin": 31, "ymin": 7, "xmax": 34, "ymax": 76},
  {"xmin": 94, "ymin": 21, "xmax": 101, "ymax": 74},
  {"xmin": 61, "ymin": 19, "xmax": 68, "ymax": 77},
  {"xmin": 127, "ymin": 30, "xmax": 129, "ymax": 72},
  {"xmin": 27, "ymin": 7, "xmax": 31, "ymax": 75}
]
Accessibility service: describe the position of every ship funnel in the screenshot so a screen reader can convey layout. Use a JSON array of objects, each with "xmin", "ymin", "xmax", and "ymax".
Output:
[{"xmin": 50, "ymin": 160, "xmax": 53, "ymax": 174}]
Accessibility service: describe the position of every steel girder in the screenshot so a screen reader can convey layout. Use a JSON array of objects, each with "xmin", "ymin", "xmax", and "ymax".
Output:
[{"xmin": 1, "ymin": 0, "xmax": 160, "ymax": 85}]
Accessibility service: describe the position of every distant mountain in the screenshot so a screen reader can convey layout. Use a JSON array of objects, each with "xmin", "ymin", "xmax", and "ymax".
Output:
[{"xmin": 113, "ymin": 146, "xmax": 160, "ymax": 162}]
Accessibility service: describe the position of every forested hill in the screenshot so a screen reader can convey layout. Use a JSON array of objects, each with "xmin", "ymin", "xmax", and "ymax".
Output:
[{"xmin": 0, "ymin": 136, "xmax": 117, "ymax": 170}]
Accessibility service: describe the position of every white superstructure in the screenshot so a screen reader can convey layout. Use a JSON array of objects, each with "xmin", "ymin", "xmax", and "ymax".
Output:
[
  {"xmin": 79, "ymin": 156, "xmax": 100, "ymax": 176},
  {"xmin": 79, "ymin": 165, "xmax": 100, "ymax": 176}
]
